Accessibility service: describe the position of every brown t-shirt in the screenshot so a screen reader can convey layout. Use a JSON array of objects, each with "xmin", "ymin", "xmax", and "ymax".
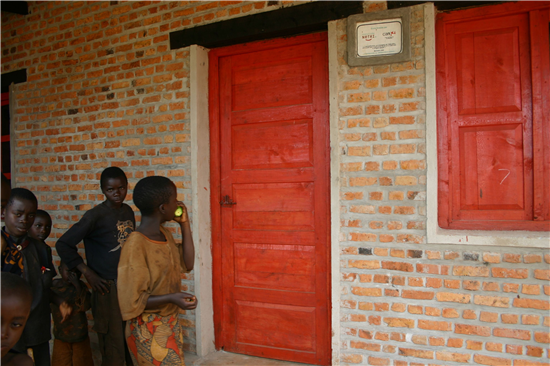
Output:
[
  {"xmin": 50, "ymin": 279, "xmax": 91, "ymax": 343},
  {"xmin": 117, "ymin": 226, "xmax": 187, "ymax": 321}
]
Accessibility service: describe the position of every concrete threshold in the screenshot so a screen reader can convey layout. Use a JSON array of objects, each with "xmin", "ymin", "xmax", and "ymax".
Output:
[{"xmin": 185, "ymin": 351, "xmax": 315, "ymax": 366}]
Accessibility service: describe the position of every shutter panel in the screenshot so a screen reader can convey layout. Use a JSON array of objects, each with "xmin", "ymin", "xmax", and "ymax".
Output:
[{"xmin": 437, "ymin": 8, "xmax": 545, "ymax": 230}]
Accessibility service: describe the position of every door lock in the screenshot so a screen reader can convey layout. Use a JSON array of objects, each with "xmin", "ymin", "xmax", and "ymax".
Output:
[{"xmin": 220, "ymin": 195, "xmax": 236, "ymax": 207}]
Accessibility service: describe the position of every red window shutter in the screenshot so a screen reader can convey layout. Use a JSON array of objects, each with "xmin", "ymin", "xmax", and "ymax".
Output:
[{"xmin": 437, "ymin": 3, "xmax": 550, "ymax": 231}]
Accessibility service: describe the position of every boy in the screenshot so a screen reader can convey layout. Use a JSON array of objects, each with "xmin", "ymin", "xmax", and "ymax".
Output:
[
  {"xmin": 56, "ymin": 167, "xmax": 135, "ymax": 366},
  {"xmin": 50, "ymin": 261, "xmax": 93, "ymax": 366},
  {"xmin": 29, "ymin": 209, "xmax": 52, "ymax": 243},
  {"xmin": 1, "ymin": 188, "xmax": 56, "ymax": 366},
  {"xmin": 1, "ymin": 272, "xmax": 34, "ymax": 366},
  {"xmin": 117, "ymin": 176, "xmax": 196, "ymax": 365}
]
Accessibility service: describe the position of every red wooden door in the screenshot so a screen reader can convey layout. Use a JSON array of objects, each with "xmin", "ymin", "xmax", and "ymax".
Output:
[{"xmin": 209, "ymin": 33, "xmax": 330, "ymax": 365}]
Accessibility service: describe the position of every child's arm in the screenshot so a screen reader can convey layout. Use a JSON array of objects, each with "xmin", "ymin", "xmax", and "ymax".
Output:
[
  {"xmin": 3, "ymin": 352, "xmax": 34, "ymax": 366},
  {"xmin": 56, "ymin": 213, "xmax": 109, "ymax": 294},
  {"xmin": 145, "ymin": 293, "xmax": 197, "ymax": 311},
  {"xmin": 74, "ymin": 282, "xmax": 92, "ymax": 313},
  {"xmin": 174, "ymin": 203, "xmax": 195, "ymax": 271},
  {"xmin": 76, "ymin": 263, "xmax": 109, "ymax": 294},
  {"xmin": 43, "ymin": 243, "xmax": 57, "ymax": 283}
]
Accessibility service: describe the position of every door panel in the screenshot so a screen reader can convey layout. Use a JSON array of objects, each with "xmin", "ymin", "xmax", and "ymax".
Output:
[
  {"xmin": 210, "ymin": 33, "xmax": 330, "ymax": 365},
  {"xmin": 232, "ymin": 120, "xmax": 314, "ymax": 169}
]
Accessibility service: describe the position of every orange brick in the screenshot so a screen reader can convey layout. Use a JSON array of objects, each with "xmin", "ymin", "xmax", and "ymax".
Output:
[
  {"xmin": 524, "ymin": 254, "xmax": 542, "ymax": 263},
  {"xmin": 485, "ymin": 342, "xmax": 502, "ymax": 352},
  {"xmin": 398, "ymin": 348, "xmax": 433, "ymax": 359},
  {"xmin": 349, "ymin": 260, "xmax": 380, "ymax": 269},
  {"xmin": 447, "ymin": 338, "xmax": 463, "ymax": 348},
  {"xmin": 455, "ymin": 324, "xmax": 490, "ymax": 337},
  {"xmin": 442, "ymin": 308, "xmax": 459, "ymax": 318},
  {"xmin": 492, "ymin": 268, "xmax": 528, "ymax": 279},
  {"xmin": 436, "ymin": 351, "xmax": 470, "ymax": 363},
  {"xmin": 467, "ymin": 340, "xmax": 483, "ymax": 350},
  {"xmin": 505, "ymin": 344, "xmax": 522, "ymax": 355},
  {"xmin": 513, "ymin": 298, "xmax": 550, "ymax": 310},
  {"xmin": 522, "ymin": 284, "xmax": 540, "ymax": 295},
  {"xmin": 472, "ymin": 355, "xmax": 511, "ymax": 366},
  {"xmin": 534, "ymin": 331, "xmax": 550, "ymax": 343},
  {"xmin": 522, "ymin": 314, "xmax": 540, "ymax": 325},
  {"xmin": 494, "ymin": 327, "xmax": 531, "ymax": 340},
  {"xmin": 473, "ymin": 295, "xmax": 509, "ymax": 308},
  {"xmin": 418, "ymin": 320, "xmax": 451, "ymax": 331},
  {"xmin": 341, "ymin": 354, "xmax": 362, "ymax": 364},
  {"xmin": 350, "ymin": 340, "xmax": 380, "ymax": 351},
  {"xmin": 501, "ymin": 314, "xmax": 518, "ymax": 324},
  {"xmin": 534, "ymin": 269, "xmax": 550, "ymax": 280},
  {"xmin": 402, "ymin": 290, "xmax": 434, "ymax": 300},
  {"xmin": 480, "ymin": 311, "xmax": 498, "ymax": 323},
  {"xmin": 526, "ymin": 345, "xmax": 544, "ymax": 357},
  {"xmin": 437, "ymin": 292, "xmax": 471, "ymax": 304}
]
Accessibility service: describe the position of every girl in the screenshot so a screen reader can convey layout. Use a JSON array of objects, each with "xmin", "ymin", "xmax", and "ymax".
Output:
[{"xmin": 117, "ymin": 176, "xmax": 196, "ymax": 365}]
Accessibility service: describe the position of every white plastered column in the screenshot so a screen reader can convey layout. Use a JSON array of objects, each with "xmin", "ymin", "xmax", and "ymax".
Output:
[
  {"xmin": 328, "ymin": 20, "xmax": 342, "ymax": 366},
  {"xmin": 190, "ymin": 45, "xmax": 215, "ymax": 357}
]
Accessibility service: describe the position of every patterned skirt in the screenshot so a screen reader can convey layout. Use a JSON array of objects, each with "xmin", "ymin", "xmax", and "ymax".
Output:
[{"xmin": 125, "ymin": 313, "xmax": 185, "ymax": 366}]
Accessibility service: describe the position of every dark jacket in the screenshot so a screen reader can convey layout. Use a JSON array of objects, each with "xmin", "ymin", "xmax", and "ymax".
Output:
[
  {"xmin": 56, "ymin": 202, "xmax": 135, "ymax": 280},
  {"xmin": 13, "ymin": 237, "xmax": 56, "ymax": 349}
]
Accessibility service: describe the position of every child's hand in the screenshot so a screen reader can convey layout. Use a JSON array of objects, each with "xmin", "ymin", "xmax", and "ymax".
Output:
[
  {"xmin": 171, "ymin": 292, "xmax": 197, "ymax": 310},
  {"xmin": 67, "ymin": 270, "xmax": 81, "ymax": 292},
  {"xmin": 83, "ymin": 269, "xmax": 109, "ymax": 295},
  {"xmin": 59, "ymin": 301, "xmax": 73, "ymax": 323},
  {"xmin": 173, "ymin": 202, "xmax": 188, "ymax": 223}
]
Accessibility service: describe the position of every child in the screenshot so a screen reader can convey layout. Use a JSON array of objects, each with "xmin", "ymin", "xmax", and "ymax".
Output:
[
  {"xmin": 29, "ymin": 209, "xmax": 52, "ymax": 243},
  {"xmin": 117, "ymin": 176, "xmax": 197, "ymax": 365},
  {"xmin": 50, "ymin": 261, "xmax": 93, "ymax": 366},
  {"xmin": 56, "ymin": 166, "xmax": 135, "ymax": 366},
  {"xmin": 1, "ymin": 272, "xmax": 34, "ymax": 366},
  {"xmin": 29, "ymin": 210, "xmax": 56, "ymax": 320},
  {"xmin": 1, "ymin": 188, "xmax": 56, "ymax": 366}
]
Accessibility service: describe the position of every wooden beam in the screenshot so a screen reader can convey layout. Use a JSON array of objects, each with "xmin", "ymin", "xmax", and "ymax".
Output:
[
  {"xmin": 387, "ymin": 1, "xmax": 509, "ymax": 12},
  {"xmin": 1, "ymin": 1, "xmax": 28, "ymax": 15},
  {"xmin": 170, "ymin": 1, "xmax": 363, "ymax": 50}
]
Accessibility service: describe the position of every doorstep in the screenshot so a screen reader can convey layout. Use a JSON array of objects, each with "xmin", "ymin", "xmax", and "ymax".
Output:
[{"xmin": 184, "ymin": 351, "xmax": 315, "ymax": 366}]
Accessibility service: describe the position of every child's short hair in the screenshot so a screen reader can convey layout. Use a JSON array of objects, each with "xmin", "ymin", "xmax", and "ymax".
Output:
[
  {"xmin": 100, "ymin": 167, "xmax": 128, "ymax": 189},
  {"xmin": 35, "ymin": 209, "xmax": 52, "ymax": 221},
  {"xmin": 133, "ymin": 176, "xmax": 174, "ymax": 216},
  {"xmin": 6, "ymin": 187, "xmax": 38, "ymax": 209},
  {"xmin": 1, "ymin": 272, "xmax": 32, "ymax": 303}
]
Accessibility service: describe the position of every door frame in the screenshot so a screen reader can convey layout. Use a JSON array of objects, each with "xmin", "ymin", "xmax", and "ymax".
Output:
[{"xmin": 189, "ymin": 23, "xmax": 342, "ymax": 363}]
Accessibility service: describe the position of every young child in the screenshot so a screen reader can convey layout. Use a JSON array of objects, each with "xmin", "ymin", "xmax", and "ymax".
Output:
[
  {"xmin": 29, "ymin": 209, "xmax": 52, "ymax": 243},
  {"xmin": 50, "ymin": 261, "xmax": 93, "ymax": 366},
  {"xmin": 117, "ymin": 176, "xmax": 197, "ymax": 365},
  {"xmin": 1, "ymin": 188, "xmax": 56, "ymax": 366},
  {"xmin": 1, "ymin": 272, "xmax": 34, "ymax": 366},
  {"xmin": 56, "ymin": 166, "xmax": 135, "ymax": 366}
]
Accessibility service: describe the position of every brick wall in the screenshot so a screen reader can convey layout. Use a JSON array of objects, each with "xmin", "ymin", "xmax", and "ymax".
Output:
[
  {"xmin": 1, "ymin": 0, "xmax": 294, "ymax": 356},
  {"xmin": 2, "ymin": 1, "xmax": 549, "ymax": 365},
  {"xmin": 336, "ymin": 4, "xmax": 550, "ymax": 366}
]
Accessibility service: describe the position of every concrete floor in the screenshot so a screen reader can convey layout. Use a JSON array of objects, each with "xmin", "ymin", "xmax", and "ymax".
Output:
[{"xmin": 185, "ymin": 351, "xmax": 314, "ymax": 366}]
